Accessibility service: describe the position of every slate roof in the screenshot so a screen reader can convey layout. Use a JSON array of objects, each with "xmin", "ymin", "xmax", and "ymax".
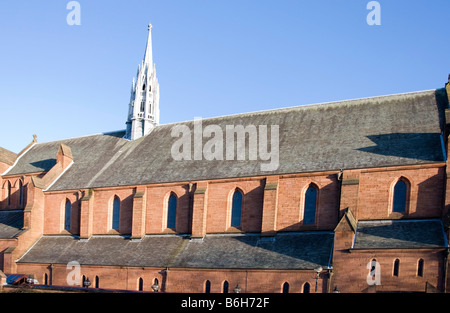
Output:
[
  {"xmin": 0, "ymin": 210, "xmax": 24, "ymax": 239},
  {"xmin": 17, "ymin": 232, "xmax": 334, "ymax": 270},
  {"xmin": 0, "ymin": 147, "xmax": 17, "ymax": 166},
  {"xmin": 4, "ymin": 131, "xmax": 129, "ymax": 188},
  {"xmin": 2, "ymin": 88, "xmax": 448, "ymax": 191},
  {"xmin": 352, "ymin": 219, "xmax": 448, "ymax": 250}
]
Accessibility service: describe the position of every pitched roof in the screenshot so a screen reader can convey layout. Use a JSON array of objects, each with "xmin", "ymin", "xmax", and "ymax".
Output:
[
  {"xmin": 0, "ymin": 147, "xmax": 17, "ymax": 166},
  {"xmin": 352, "ymin": 219, "xmax": 448, "ymax": 249},
  {"xmin": 172, "ymin": 232, "xmax": 334, "ymax": 269},
  {"xmin": 17, "ymin": 232, "xmax": 334, "ymax": 270},
  {"xmin": 4, "ymin": 131, "xmax": 128, "ymax": 187},
  {"xmin": 0, "ymin": 210, "xmax": 24, "ymax": 239},
  {"xmin": 3, "ymin": 89, "xmax": 448, "ymax": 191}
]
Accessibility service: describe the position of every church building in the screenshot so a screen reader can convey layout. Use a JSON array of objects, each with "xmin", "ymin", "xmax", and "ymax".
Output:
[{"xmin": 0, "ymin": 25, "xmax": 449, "ymax": 293}]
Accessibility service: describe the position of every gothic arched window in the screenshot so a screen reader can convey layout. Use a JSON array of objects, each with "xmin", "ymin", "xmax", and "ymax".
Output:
[
  {"xmin": 417, "ymin": 259, "xmax": 424, "ymax": 277},
  {"xmin": 167, "ymin": 193, "xmax": 177, "ymax": 229},
  {"xmin": 6, "ymin": 181, "xmax": 11, "ymax": 206},
  {"xmin": 231, "ymin": 189, "xmax": 243, "ymax": 228},
  {"xmin": 393, "ymin": 259, "xmax": 400, "ymax": 277},
  {"xmin": 223, "ymin": 281, "xmax": 229, "ymax": 293},
  {"xmin": 303, "ymin": 282, "xmax": 310, "ymax": 293},
  {"xmin": 393, "ymin": 179, "xmax": 408, "ymax": 213},
  {"xmin": 205, "ymin": 280, "xmax": 211, "ymax": 293},
  {"xmin": 64, "ymin": 199, "xmax": 72, "ymax": 231},
  {"xmin": 282, "ymin": 282, "xmax": 290, "ymax": 293},
  {"xmin": 303, "ymin": 184, "xmax": 318, "ymax": 225},
  {"xmin": 138, "ymin": 278, "xmax": 144, "ymax": 291},
  {"xmin": 112, "ymin": 196, "xmax": 120, "ymax": 231},
  {"xmin": 19, "ymin": 180, "xmax": 24, "ymax": 206}
]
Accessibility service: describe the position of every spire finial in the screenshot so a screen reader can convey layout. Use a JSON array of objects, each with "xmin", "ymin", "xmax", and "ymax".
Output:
[{"xmin": 143, "ymin": 23, "xmax": 153, "ymax": 66}]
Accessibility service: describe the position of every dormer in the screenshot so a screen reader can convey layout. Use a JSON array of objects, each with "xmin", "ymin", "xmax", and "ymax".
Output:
[
  {"xmin": 32, "ymin": 143, "xmax": 74, "ymax": 191},
  {"xmin": 57, "ymin": 143, "xmax": 73, "ymax": 170}
]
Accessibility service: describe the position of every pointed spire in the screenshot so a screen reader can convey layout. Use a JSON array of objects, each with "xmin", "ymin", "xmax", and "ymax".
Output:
[
  {"xmin": 143, "ymin": 23, "xmax": 153, "ymax": 68},
  {"xmin": 125, "ymin": 23, "xmax": 160, "ymax": 141}
]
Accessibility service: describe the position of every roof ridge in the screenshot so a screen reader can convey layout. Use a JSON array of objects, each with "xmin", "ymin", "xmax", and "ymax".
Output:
[
  {"xmin": 154, "ymin": 89, "xmax": 437, "ymax": 128},
  {"xmin": 29, "ymin": 130, "xmax": 128, "ymax": 147}
]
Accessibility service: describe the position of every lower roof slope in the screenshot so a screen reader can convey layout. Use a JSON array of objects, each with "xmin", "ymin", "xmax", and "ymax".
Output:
[
  {"xmin": 0, "ymin": 210, "xmax": 24, "ymax": 239},
  {"xmin": 17, "ymin": 232, "xmax": 334, "ymax": 270},
  {"xmin": 352, "ymin": 219, "xmax": 448, "ymax": 250}
]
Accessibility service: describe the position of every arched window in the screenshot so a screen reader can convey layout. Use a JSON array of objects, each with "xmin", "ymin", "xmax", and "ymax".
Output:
[
  {"xmin": 6, "ymin": 181, "xmax": 11, "ymax": 206},
  {"xmin": 205, "ymin": 280, "xmax": 211, "ymax": 293},
  {"xmin": 223, "ymin": 281, "xmax": 229, "ymax": 293},
  {"xmin": 303, "ymin": 282, "xmax": 310, "ymax": 293},
  {"xmin": 64, "ymin": 199, "xmax": 72, "ymax": 232},
  {"xmin": 138, "ymin": 278, "xmax": 144, "ymax": 291},
  {"xmin": 19, "ymin": 180, "xmax": 24, "ymax": 206},
  {"xmin": 112, "ymin": 196, "xmax": 120, "ymax": 231},
  {"xmin": 304, "ymin": 185, "xmax": 318, "ymax": 225},
  {"xmin": 393, "ymin": 259, "xmax": 400, "ymax": 277},
  {"xmin": 95, "ymin": 276, "xmax": 99, "ymax": 288},
  {"xmin": 417, "ymin": 259, "xmax": 424, "ymax": 277},
  {"xmin": 393, "ymin": 179, "xmax": 408, "ymax": 213},
  {"xmin": 282, "ymin": 282, "xmax": 289, "ymax": 293},
  {"xmin": 167, "ymin": 193, "xmax": 177, "ymax": 229},
  {"xmin": 231, "ymin": 189, "xmax": 243, "ymax": 228}
]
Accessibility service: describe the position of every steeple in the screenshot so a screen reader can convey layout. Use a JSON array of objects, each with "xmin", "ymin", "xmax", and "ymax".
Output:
[
  {"xmin": 144, "ymin": 24, "xmax": 153, "ymax": 67},
  {"xmin": 125, "ymin": 24, "xmax": 160, "ymax": 140}
]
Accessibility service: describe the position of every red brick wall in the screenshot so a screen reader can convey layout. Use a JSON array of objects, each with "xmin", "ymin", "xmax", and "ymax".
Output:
[
  {"xmin": 167, "ymin": 268, "xmax": 324, "ymax": 293},
  {"xmin": 331, "ymin": 249, "xmax": 445, "ymax": 293},
  {"xmin": 16, "ymin": 165, "xmax": 447, "ymax": 237},
  {"xmin": 15, "ymin": 263, "xmax": 325, "ymax": 293},
  {"xmin": 6, "ymin": 163, "xmax": 449, "ymax": 293},
  {"xmin": 356, "ymin": 165, "xmax": 445, "ymax": 220},
  {"xmin": 0, "ymin": 239, "xmax": 16, "ymax": 272},
  {"xmin": 0, "ymin": 176, "xmax": 28, "ymax": 210},
  {"xmin": 44, "ymin": 192, "xmax": 80, "ymax": 234},
  {"xmin": 276, "ymin": 174, "xmax": 339, "ymax": 231},
  {"xmin": 146, "ymin": 184, "xmax": 191, "ymax": 234},
  {"xmin": 206, "ymin": 179, "xmax": 264, "ymax": 233},
  {"xmin": 91, "ymin": 188, "xmax": 134, "ymax": 235}
]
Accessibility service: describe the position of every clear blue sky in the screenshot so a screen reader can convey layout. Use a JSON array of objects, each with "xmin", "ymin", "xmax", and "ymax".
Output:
[{"xmin": 0, "ymin": 0, "xmax": 449, "ymax": 153}]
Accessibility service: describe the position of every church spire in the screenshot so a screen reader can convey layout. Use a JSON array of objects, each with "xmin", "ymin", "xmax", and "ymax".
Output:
[
  {"xmin": 143, "ymin": 24, "xmax": 153, "ymax": 68},
  {"xmin": 125, "ymin": 23, "xmax": 160, "ymax": 141}
]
